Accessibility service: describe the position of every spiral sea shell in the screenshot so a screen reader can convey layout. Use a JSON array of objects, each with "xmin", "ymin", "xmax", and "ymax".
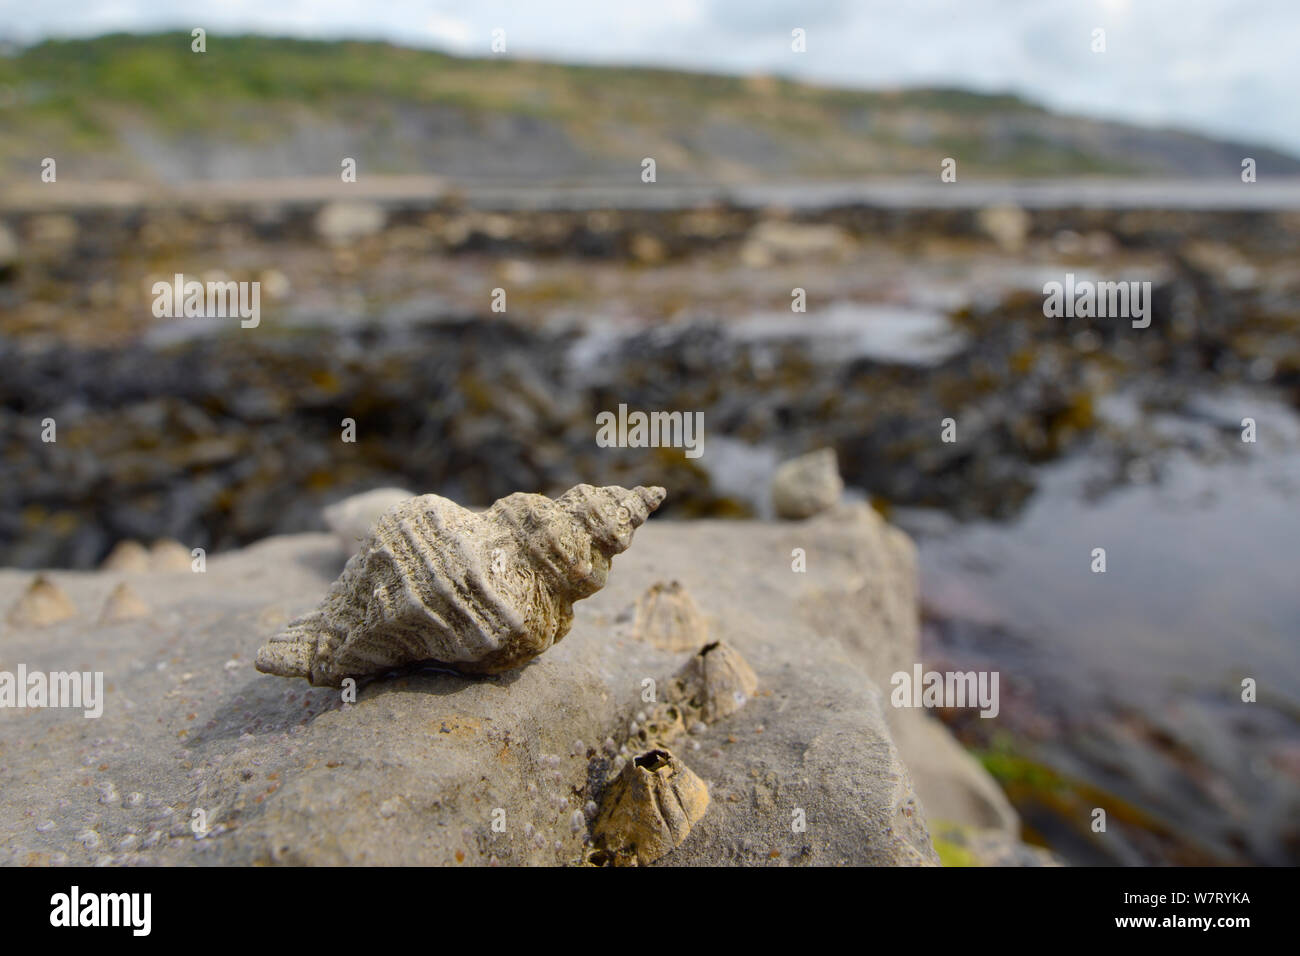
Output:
[{"xmin": 255, "ymin": 483, "xmax": 666, "ymax": 686}]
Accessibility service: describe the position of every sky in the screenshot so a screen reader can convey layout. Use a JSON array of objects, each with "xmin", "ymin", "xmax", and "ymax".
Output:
[{"xmin": 2, "ymin": 0, "xmax": 1296, "ymax": 155}]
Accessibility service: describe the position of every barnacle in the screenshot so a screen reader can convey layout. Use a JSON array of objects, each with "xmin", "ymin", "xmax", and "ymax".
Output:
[
  {"xmin": 591, "ymin": 748, "xmax": 709, "ymax": 865},
  {"xmin": 672, "ymin": 641, "xmax": 759, "ymax": 723},
  {"xmin": 7, "ymin": 574, "xmax": 77, "ymax": 628},
  {"xmin": 100, "ymin": 582, "xmax": 151, "ymax": 624},
  {"xmin": 632, "ymin": 580, "xmax": 708, "ymax": 652}
]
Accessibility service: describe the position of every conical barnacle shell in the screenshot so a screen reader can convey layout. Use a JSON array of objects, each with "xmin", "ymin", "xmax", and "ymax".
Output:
[
  {"xmin": 99, "ymin": 582, "xmax": 151, "ymax": 624},
  {"xmin": 592, "ymin": 748, "xmax": 709, "ymax": 865},
  {"xmin": 149, "ymin": 539, "xmax": 193, "ymax": 572},
  {"xmin": 101, "ymin": 539, "xmax": 150, "ymax": 572},
  {"xmin": 7, "ymin": 574, "xmax": 77, "ymax": 628},
  {"xmin": 256, "ymin": 483, "xmax": 666, "ymax": 686},
  {"xmin": 632, "ymin": 580, "xmax": 708, "ymax": 652},
  {"xmin": 673, "ymin": 640, "xmax": 758, "ymax": 723}
]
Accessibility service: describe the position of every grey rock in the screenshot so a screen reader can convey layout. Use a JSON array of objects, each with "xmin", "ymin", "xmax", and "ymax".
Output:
[
  {"xmin": 932, "ymin": 821, "xmax": 1065, "ymax": 867},
  {"xmin": 314, "ymin": 201, "xmax": 386, "ymax": 245},
  {"xmin": 771, "ymin": 448, "xmax": 844, "ymax": 520},
  {"xmin": 890, "ymin": 708, "xmax": 1020, "ymax": 837},
  {"xmin": 0, "ymin": 504, "xmax": 1008, "ymax": 866},
  {"xmin": 977, "ymin": 203, "xmax": 1031, "ymax": 252},
  {"xmin": 739, "ymin": 220, "xmax": 854, "ymax": 268}
]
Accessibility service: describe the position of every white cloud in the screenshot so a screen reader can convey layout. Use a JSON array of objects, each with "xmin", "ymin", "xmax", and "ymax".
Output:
[
  {"xmin": 0, "ymin": 0, "xmax": 1295, "ymax": 154},
  {"xmin": 423, "ymin": 13, "xmax": 474, "ymax": 53}
]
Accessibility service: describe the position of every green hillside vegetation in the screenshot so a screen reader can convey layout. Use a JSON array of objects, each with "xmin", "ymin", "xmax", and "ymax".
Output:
[{"xmin": 1, "ymin": 32, "xmax": 1293, "ymax": 183}]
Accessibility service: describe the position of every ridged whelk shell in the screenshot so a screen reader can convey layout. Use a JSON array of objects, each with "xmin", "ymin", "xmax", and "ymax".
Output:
[
  {"xmin": 592, "ymin": 748, "xmax": 709, "ymax": 866},
  {"xmin": 256, "ymin": 483, "xmax": 666, "ymax": 685}
]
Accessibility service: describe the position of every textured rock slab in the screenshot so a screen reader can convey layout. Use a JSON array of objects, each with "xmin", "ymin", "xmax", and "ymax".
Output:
[{"xmin": 0, "ymin": 504, "xmax": 967, "ymax": 866}]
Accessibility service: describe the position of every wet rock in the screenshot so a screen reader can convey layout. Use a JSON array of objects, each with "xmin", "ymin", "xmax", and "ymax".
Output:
[
  {"xmin": 931, "ymin": 822, "xmax": 1064, "ymax": 867},
  {"xmin": 890, "ymin": 708, "xmax": 1019, "ymax": 837},
  {"xmin": 28, "ymin": 214, "xmax": 78, "ymax": 251},
  {"xmin": 314, "ymin": 202, "xmax": 386, "ymax": 245},
  {"xmin": 977, "ymin": 203, "xmax": 1031, "ymax": 252},
  {"xmin": 739, "ymin": 219, "xmax": 853, "ymax": 268},
  {"xmin": 771, "ymin": 447, "xmax": 843, "ymax": 519}
]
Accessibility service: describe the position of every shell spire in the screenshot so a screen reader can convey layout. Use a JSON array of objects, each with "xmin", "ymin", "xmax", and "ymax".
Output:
[{"xmin": 256, "ymin": 484, "xmax": 666, "ymax": 686}]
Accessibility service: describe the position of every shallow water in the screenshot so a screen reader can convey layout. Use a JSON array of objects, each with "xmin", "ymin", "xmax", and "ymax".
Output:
[
  {"xmin": 918, "ymin": 394, "xmax": 1300, "ymax": 705},
  {"xmin": 908, "ymin": 390, "xmax": 1300, "ymax": 863},
  {"xmin": 732, "ymin": 302, "xmax": 968, "ymax": 367}
]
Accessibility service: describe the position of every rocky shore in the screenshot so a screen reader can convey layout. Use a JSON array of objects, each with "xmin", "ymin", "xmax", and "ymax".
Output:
[
  {"xmin": 0, "ymin": 502, "xmax": 1049, "ymax": 866},
  {"xmin": 3, "ymin": 184, "xmax": 1298, "ymax": 865},
  {"xmin": 4, "ymin": 188, "xmax": 1299, "ymax": 568}
]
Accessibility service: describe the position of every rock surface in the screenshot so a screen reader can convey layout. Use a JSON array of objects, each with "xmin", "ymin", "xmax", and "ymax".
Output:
[
  {"xmin": 932, "ymin": 821, "xmax": 1064, "ymax": 867},
  {"xmin": 0, "ymin": 504, "xmax": 1015, "ymax": 866},
  {"xmin": 890, "ymin": 708, "xmax": 1019, "ymax": 836},
  {"xmin": 771, "ymin": 448, "xmax": 844, "ymax": 520}
]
